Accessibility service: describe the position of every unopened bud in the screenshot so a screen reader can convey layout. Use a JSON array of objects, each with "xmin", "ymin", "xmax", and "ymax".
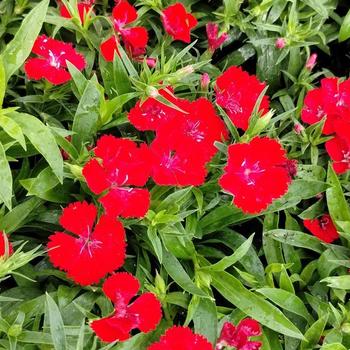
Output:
[
  {"xmin": 294, "ymin": 122, "xmax": 305, "ymax": 134},
  {"xmin": 200, "ymin": 73, "xmax": 210, "ymax": 90},
  {"xmin": 275, "ymin": 37, "xmax": 286, "ymax": 49},
  {"xmin": 306, "ymin": 53, "xmax": 317, "ymax": 71},
  {"xmin": 146, "ymin": 86, "xmax": 159, "ymax": 98}
]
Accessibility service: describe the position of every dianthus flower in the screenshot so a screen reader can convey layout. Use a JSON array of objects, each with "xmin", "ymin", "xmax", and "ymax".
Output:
[
  {"xmin": 82, "ymin": 135, "xmax": 152, "ymax": 218},
  {"xmin": 0, "ymin": 232, "xmax": 13, "ymax": 257},
  {"xmin": 58, "ymin": 0, "xmax": 94, "ymax": 23},
  {"xmin": 47, "ymin": 201, "xmax": 126, "ymax": 285},
  {"xmin": 161, "ymin": 3, "xmax": 197, "ymax": 43},
  {"xmin": 215, "ymin": 66, "xmax": 270, "ymax": 130},
  {"xmin": 148, "ymin": 326, "xmax": 213, "ymax": 350},
  {"xmin": 301, "ymin": 77, "xmax": 350, "ymax": 134},
  {"xmin": 325, "ymin": 118, "xmax": 350, "ymax": 174},
  {"xmin": 127, "ymin": 87, "xmax": 181, "ymax": 131},
  {"xmin": 24, "ymin": 35, "xmax": 86, "ymax": 85},
  {"xmin": 91, "ymin": 273, "xmax": 162, "ymax": 342},
  {"xmin": 304, "ymin": 214, "xmax": 339, "ymax": 243},
  {"xmin": 219, "ymin": 137, "xmax": 294, "ymax": 214},
  {"xmin": 216, "ymin": 319, "xmax": 262, "ymax": 350},
  {"xmin": 155, "ymin": 97, "xmax": 228, "ymax": 161},
  {"xmin": 206, "ymin": 23, "xmax": 229, "ymax": 52},
  {"xmin": 100, "ymin": 0, "xmax": 148, "ymax": 61}
]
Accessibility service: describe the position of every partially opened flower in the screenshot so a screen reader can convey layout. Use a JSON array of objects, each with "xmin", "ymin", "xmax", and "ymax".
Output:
[
  {"xmin": 24, "ymin": 35, "xmax": 86, "ymax": 85},
  {"xmin": 216, "ymin": 319, "xmax": 262, "ymax": 350},
  {"xmin": 59, "ymin": 0, "xmax": 95, "ymax": 23},
  {"xmin": 304, "ymin": 214, "xmax": 339, "ymax": 243},
  {"xmin": 219, "ymin": 137, "xmax": 293, "ymax": 214},
  {"xmin": 206, "ymin": 23, "xmax": 229, "ymax": 52},
  {"xmin": 0, "ymin": 232, "xmax": 13, "ymax": 257},
  {"xmin": 215, "ymin": 66, "xmax": 270, "ymax": 130},
  {"xmin": 91, "ymin": 272, "xmax": 162, "ymax": 342},
  {"xmin": 47, "ymin": 201, "xmax": 126, "ymax": 285},
  {"xmin": 161, "ymin": 3, "xmax": 197, "ymax": 43},
  {"xmin": 100, "ymin": 0, "xmax": 149, "ymax": 61},
  {"xmin": 82, "ymin": 135, "xmax": 152, "ymax": 218},
  {"xmin": 148, "ymin": 326, "xmax": 213, "ymax": 350}
]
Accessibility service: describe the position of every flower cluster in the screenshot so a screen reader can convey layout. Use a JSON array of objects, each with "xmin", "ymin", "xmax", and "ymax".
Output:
[
  {"xmin": 24, "ymin": 35, "xmax": 86, "ymax": 85},
  {"xmin": 128, "ymin": 90, "xmax": 228, "ymax": 186},
  {"xmin": 216, "ymin": 319, "xmax": 262, "ymax": 350},
  {"xmin": 100, "ymin": 0, "xmax": 149, "ymax": 62},
  {"xmin": 215, "ymin": 66, "xmax": 270, "ymax": 130},
  {"xmin": 219, "ymin": 137, "xmax": 295, "ymax": 214},
  {"xmin": 302, "ymin": 77, "xmax": 350, "ymax": 173}
]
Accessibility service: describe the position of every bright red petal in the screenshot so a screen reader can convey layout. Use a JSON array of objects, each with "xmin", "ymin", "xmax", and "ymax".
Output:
[
  {"xmin": 100, "ymin": 36, "xmax": 120, "ymax": 62},
  {"xmin": 59, "ymin": 201, "xmax": 97, "ymax": 236},
  {"xmin": 237, "ymin": 319, "xmax": 262, "ymax": 337},
  {"xmin": 0, "ymin": 232, "xmax": 13, "ymax": 257},
  {"xmin": 102, "ymin": 272, "xmax": 140, "ymax": 304},
  {"xmin": 121, "ymin": 27, "xmax": 148, "ymax": 57},
  {"xmin": 90, "ymin": 316, "xmax": 132, "ymax": 342},
  {"xmin": 128, "ymin": 293, "xmax": 162, "ymax": 332},
  {"xmin": 112, "ymin": 0, "xmax": 137, "ymax": 30},
  {"xmin": 99, "ymin": 187, "xmax": 150, "ymax": 218},
  {"xmin": 82, "ymin": 158, "xmax": 110, "ymax": 194}
]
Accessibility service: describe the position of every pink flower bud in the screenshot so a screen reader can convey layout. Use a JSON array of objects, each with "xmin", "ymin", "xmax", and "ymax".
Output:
[
  {"xmin": 275, "ymin": 37, "xmax": 286, "ymax": 49},
  {"xmin": 206, "ymin": 22, "xmax": 229, "ymax": 52},
  {"xmin": 306, "ymin": 53, "xmax": 317, "ymax": 70},
  {"xmin": 294, "ymin": 122, "xmax": 305, "ymax": 134},
  {"xmin": 200, "ymin": 73, "xmax": 210, "ymax": 89}
]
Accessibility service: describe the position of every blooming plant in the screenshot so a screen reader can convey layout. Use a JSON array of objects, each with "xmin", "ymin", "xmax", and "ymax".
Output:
[{"xmin": 1, "ymin": 0, "xmax": 350, "ymax": 349}]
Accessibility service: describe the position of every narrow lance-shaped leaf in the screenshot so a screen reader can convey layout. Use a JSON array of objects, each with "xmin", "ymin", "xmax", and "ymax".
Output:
[
  {"xmin": 2, "ymin": 0, "xmax": 49, "ymax": 81},
  {"xmin": 0, "ymin": 142, "xmax": 12, "ymax": 210}
]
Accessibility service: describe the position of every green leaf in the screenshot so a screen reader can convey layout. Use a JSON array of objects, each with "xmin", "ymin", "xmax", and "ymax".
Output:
[
  {"xmin": 211, "ymin": 271, "xmax": 304, "ymax": 340},
  {"xmin": 72, "ymin": 80, "xmax": 101, "ymax": 150},
  {"xmin": 321, "ymin": 344, "xmax": 347, "ymax": 350},
  {"xmin": 193, "ymin": 297, "xmax": 217, "ymax": 345},
  {"xmin": 1, "ymin": 0, "xmax": 49, "ymax": 81},
  {"xmin": 0, "ymin": 113, "xmax": 26, "ymax": 149},
  {"xmin": 202, "ymin": 234, "xmax": 254, "ymax": 271},
  {"xmin": 326, "ymin": 163, "xmax": 350, "ymax": 223},
  {"xmin": 0, "ymin": 197, "xmax": 42, "ymax": 233},
  {"xmin": 0, "ymin": 141, "xmax": 12, "ymax": 209},
  {"xmin": 257, "ymin": 288, "xmax": 313, "ymax": 324},
  {"xmin": 9, "ymin": 112, "xmax": 63, "ymax": 182},
  {"xmin": 321, "ymin": 275, "xmax": 350, "ymax": 290},
  {"xmin": 264, "ymin": 229, "xmax": 324, "ymax": 253},
  {"xmin": 45, "ymin": 293, "xmax": 67, "ymax": 350},
  {"xmin": 339, "ymin": 9, "xmax": 350, "ymax": 42},
  {"xmin": 0, "ymin": 56, "xmax": 5, "ymax": 106},
  {"xmin": 162, "ymin": 248, "xmax": 208, "ymax": 298},
  {"xmin": 301, "ymin": 315, "xmax": 328, "ymax": 350}
]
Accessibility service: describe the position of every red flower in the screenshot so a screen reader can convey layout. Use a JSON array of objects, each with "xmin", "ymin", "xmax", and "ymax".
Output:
[
  {"xmin": 100, "ymin": 36, "xmax": 120, "ymax": 62},
  {"xmin": 24, "ymin": 35, "xmax": 86, "ymax": 85},
  {"xmin": 216, "ymin": 319, "xmax": 262, "ymax": 350},
  {"xmin": 206, "ymin": 23, "xmax": 229, "ymax": 52},
  {"xmin": 82, "ymin": 135, "xmax": 152, "ymax": 218},
  {"xmin": 150, "ymin": 136, "xmax": 208, "ymax": 186},
  {"xmin": 301, "ymin": 77, "xmax": 350, "ymax": 134},
  {"xmin": 127, "ymin": 87, "xmax": 181, "ymax": 131},
  {"xmin": 304, "ymin": 214, "xmax": 339, "ymax": 243},
  {"xmin": 148, "ymin": 326, "xmax": 213, "ymax": 350},
  {"xmin": 91, "ymin": 273, "xmax": 162, "ymax": 342},
  {"xmin": 59, "ymin": 0, "xmax": 94, "ymax": 23},
  {"xmin": 161, "ymin": 3, "xmax": 197, "ymax": 43},
  {"xmin": 324, "ymin": 118, "xmax": 350, "ymax": 174},
  {"xmin": 0, "ymin": 232, "xmax": 13, "ymax": 257},
  {"xmin": 47, "ymin": 201, "xmax": 126, "ymax": 286},
  {"xmin": 100, "ymin": 0, "xmax": 148, "ymax": 60},
  {"xmin": 219, "ymin": 137, "xmax": 293, "ymax": 214},
  {"xmin": 215, "ymin": 66, "xmax": 270, "ymax": 130},
  {"xmin": 156, "ymin": 98, "xmax": 228, "ymax": 161}
]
